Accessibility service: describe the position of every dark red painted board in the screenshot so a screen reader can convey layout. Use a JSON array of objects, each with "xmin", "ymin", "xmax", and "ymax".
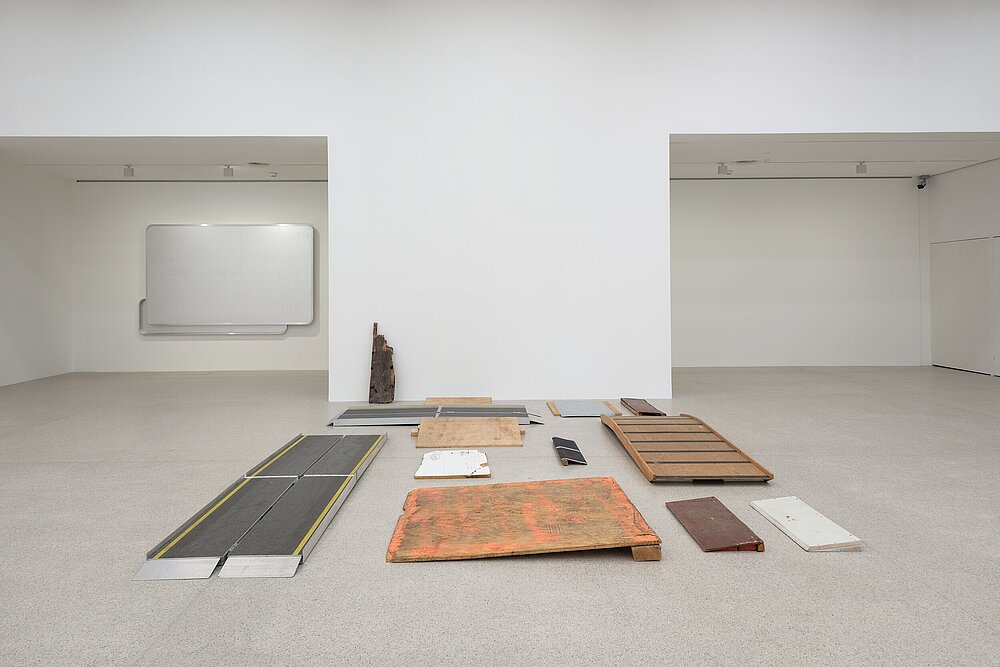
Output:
[
  {"xmin": 620, "ymin": 398, "xmax": 666, "ymax": 416},
  {"xmin": 665, "ymin": 496, "xmax": 764, "ymax": 552}
]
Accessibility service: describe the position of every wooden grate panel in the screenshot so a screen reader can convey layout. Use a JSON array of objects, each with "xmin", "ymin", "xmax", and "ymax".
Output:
[{"xmin": 600, "ymin": 414, "xmax": 773, "ymax": 483}]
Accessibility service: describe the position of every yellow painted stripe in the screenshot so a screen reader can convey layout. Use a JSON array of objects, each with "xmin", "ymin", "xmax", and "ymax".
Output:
[
  {"xmin": 247, "ymin": 434, "xmax": 307, "ymax": 477},
  {"xmin": 292, "ymin": 435, "xmax": 384, "ymax": 555},
  {"xmin": 153, "ymin": 477, "xmax": 252, "ymax": 559}
]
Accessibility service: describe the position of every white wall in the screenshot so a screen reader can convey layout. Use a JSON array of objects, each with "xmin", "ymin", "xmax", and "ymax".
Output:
[
  {"xmin": 71, "ymin": 183, "xmax": 328, "ymax": 372},
  {"xmin": 0, "ymin": 164, "xmax": 72, "ymax": 386},
  {"xmin": 2, "ymin": 2, "xmax": 1000, "ymax": 398},
  {"xmin": 671, "ymin": 179, "xmax": 922, "ymax": 367},
  {"xmin": 927, "ymin": 159, "xmax": 1000, "ymax": 243}
]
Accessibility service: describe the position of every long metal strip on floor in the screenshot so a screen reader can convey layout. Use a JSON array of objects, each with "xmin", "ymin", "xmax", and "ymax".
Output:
[
  {"xmin": 328, "ymin": 404, "xmax": 543, "ymax": 427},
  {"xmin": 136, "ymin": 433, "xmax": 386, "ymax": 581}
]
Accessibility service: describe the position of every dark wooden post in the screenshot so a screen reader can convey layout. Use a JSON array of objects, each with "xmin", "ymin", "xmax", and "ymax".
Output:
[{"xmin": 368, "ymin": 322, "xmax": 395, "ymax": 403}]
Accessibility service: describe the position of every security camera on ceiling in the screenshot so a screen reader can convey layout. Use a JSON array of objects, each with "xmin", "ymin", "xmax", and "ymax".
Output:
[{"xmin": 916, "ymin": 175, "xmax": 929, "ymax": 190}]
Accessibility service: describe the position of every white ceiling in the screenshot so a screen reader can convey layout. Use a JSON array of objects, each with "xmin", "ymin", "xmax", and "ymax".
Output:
[
  {"xmin": 670, "ymin": 132, "xmax": 1000, "ymax": 179},
  {"xmin": 0, "ymin": 136, "xmax": 327, "ymax": 181}
]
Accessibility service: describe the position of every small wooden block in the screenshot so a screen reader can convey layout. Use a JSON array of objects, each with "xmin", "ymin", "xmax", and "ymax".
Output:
[
  {"xmin": 547, "ymin": 401, "xmax": 561, "ymax": 417},
  {"xmin": 630, "ymin": 545, "xmax": 662, "ymax": 561},
  {"xmin": 603, "ymin": 401, "xmax": 623, "ymax": 416},
  {"xmin": 425, "ymin": 396, "xmax": 493, "ymax": 405},
  {"xmin": 412, "ymin": 417, "xmax": 524, "ymax": 448}
]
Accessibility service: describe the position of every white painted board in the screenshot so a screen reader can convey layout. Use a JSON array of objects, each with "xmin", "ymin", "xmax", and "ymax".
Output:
[
  {"xmin": 145, "ymin": 224, "xmax": 314, "ymax": 326},
  {"xmin": 930, "ymin": 239, "xmax": 992, "ymax": 374},
  {"xmin": 414, "ymin": 450, "xmax": 490, "ymax": 479},
  {"xmin": 751, "ymin": 496, "xmax": 861, "ymax": 552}
]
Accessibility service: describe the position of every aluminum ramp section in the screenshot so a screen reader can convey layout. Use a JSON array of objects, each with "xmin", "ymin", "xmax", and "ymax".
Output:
[
  {"xmin": 328, "ymin": 404, "xmax": 543, "ymax": 427},
  {"xmin": 135, "ymin": 476, "xmax": 295, "ymax": 581},
  {"xmin": 245, "ymin": 434, "xmax": 345, "ymax": 478},
  {"xmin": 219, "ymin": 434, "xmax": 386, "ymax": 578}
]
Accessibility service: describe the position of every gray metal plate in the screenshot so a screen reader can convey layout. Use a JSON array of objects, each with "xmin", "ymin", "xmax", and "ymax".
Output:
[
  {"xmin": 329, "ymin": 405, "xmax": 542, "ymax": 426},
  {"xmin": 218, "ymin": 555, "xmax": 301, "ymax": 578},
  {"xmin": 552, "ymin": 399, "xmax": 620, "ymax": 418},
  {"xmin": 134, "ymin": 557, "xmax": 219, "ymax": 581}
]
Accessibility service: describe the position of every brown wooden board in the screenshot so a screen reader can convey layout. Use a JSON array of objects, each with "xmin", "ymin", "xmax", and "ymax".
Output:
[
  {"xmin": 600, "ymin": 414, "xmax": 773, "ymax": 483},
  {"xmin": 620, "ymin": 398, "xmax": 666, "ymax": 416},
  {"xmin": 411, "ymin": 417, "xmax": 524, "ymax": 448},
  {"xmin": 386, "ymin": 477, "xmax": 660, "ymax": 562},
  {"xmin": 665, "ymin": 496, "xmax": 764, "ymax": 552},
  {"xmin": 426, "ymin": 396, "xmax": 493, "ymax": 405}
]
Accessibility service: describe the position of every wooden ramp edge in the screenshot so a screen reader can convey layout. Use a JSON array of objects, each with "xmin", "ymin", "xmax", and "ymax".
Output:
[{"xmin": 600, "ymin": 414, "xmax": 773, "ymax": 483}]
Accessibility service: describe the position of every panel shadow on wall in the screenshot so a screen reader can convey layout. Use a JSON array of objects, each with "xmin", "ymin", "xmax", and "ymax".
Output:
[{"xmin": 669, "ymin": 132, "xmax": 1000, "ymax": 369}]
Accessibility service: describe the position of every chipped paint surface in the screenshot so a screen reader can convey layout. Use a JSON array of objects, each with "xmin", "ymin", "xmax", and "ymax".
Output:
[{"xmin": 386, "ymin": 477, "xmax": 659, "ymax": 562}]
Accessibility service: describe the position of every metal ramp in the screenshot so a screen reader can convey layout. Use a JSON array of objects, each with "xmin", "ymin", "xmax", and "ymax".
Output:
[
  {"xmin": 328, "ymin": 404, "xmax": 544, "ymax": 427},
  {"xmin": 136, "ymin": 434, "xmax": 386, "ymax": 581}
]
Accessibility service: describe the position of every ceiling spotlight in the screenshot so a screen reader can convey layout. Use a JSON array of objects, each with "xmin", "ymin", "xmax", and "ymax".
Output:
[
  {"xmin": 223, "ymin": 165, "xmax": 234, "ymax": 178},
  {"xmin": 717, "ymin": 162, "xmax": 731, "ymax": 176},
  {"xmin": 123, "ymin": 164, "xmax": 134, "ymax": 178},
  {"xmin": 856, "ymin": 161, "xmax": 868, "ymax": 174}
]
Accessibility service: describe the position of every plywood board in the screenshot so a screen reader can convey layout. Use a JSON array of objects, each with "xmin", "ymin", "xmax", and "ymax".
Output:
[
  {"xmin": 412, "ymin": 417, "xmax": 524, "ymax": 448},
  {"xmin": 426, "ymin": 396, "xmax": 493, "ymax": 404},
  {"xmin": 751, "ymin": 496, "xmax": 861, "ymax": 552},
  {"xmin": 620, "ymin": 398, "xmax": 666, "ymax": 416},
  {"xmin": 386, "ymin": 477, "xmax": 660, "ymax": 562},
  {"xmin": 665, "ymin": 496, "xmax": 764, "ymax": 552},
  {"xmin": 547, "ymin": 400, "xmax": 622, "ymax": 417},
  {"xmin": 601, "ymin": 414, "xmax": 773, "ymax": 483},
  {"xmin": 415, "ymin": 450, "xmax": 491, "ymax": 478}
]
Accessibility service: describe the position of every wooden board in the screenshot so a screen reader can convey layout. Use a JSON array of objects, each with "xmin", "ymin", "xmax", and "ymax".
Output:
[
  {"xmin": 386, "ymin": 477, "xmax": 660, "ymax": 562},
  {"xmin": 665, "ymin": 496, "xmax": 764, "ymax": 552},
  {"xmin": 601, "ymin": 414, "xmax": 773, "ymax": 483},
  {"xmin": 751, "ymin": 496, "xmax": 861, "ymax": 552},
  {"xmin": 620, "ymin": 398, "xmax": 666, "ymax": 416},
  {"xmin": 426, "ymin": 396, "xmax": 493, "ymax": 405},
  {"xmin": 411, "ymin": 417, "xmax": 524, "ymax": 448},
  {"xmin": 414, "ymin": 450, "xmax": 491, "ymax": 479}
]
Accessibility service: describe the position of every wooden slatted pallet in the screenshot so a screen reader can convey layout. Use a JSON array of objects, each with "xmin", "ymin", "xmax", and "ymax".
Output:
[{"xmin": 600, "ymin": 414, "xmax": 773, "ymax": 483}]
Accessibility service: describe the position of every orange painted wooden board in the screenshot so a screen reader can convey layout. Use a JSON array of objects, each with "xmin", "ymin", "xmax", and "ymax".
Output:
[
  {"xmin": 601, "ymin": 414, "xmax": 774, "ymax": 483},
  {"xmin": 386, "ymin": 477, "xmax": 661, "ymax": 563}
]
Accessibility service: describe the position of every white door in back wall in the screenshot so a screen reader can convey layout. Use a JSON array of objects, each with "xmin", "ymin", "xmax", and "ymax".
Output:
[{"xmin": 930, "ymin": 238, "xmax": 993, "ymax": 374}]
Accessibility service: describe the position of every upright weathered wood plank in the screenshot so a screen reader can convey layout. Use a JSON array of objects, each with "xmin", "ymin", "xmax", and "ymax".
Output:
[{"xmin": 368, "ymin": 322, "xmax": 395, "ymax": 404}]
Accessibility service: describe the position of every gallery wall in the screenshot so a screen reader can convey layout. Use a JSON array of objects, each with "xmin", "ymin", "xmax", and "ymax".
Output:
[
  {"xmin": 671, "ymin": 178, "xmax": 922, "ymax": 367},
  {"xmin": 71, "ymin": 182, "xmax": 328, "ymax": 372},
  {"xmin": 0, "ymin": 164, "xmax": 73, "ymax": 386},
  {"xmin": 2, "ymin": 2, "xmax": 1000, "ymax": 398},
  {"xmin": 926, "ymin": 159, "xmax": 1000, "ymax": 243}
]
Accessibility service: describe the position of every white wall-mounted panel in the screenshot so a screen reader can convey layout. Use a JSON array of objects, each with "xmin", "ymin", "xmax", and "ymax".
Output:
[
  {"xmin": 930, "ymin": 239, "xmax": 992, "ymax": 374},
  {"xmin": 145, "ymin": 224, "xmax": 314, "ymax": 326}
]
